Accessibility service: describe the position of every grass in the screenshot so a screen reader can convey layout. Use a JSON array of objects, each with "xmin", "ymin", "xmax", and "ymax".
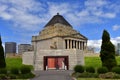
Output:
[
  {"xmin": 85, "ymin": 56, "xmax": 120, "ymax": 68},
  {"xmin": 77, "ymin": 56, "xmax": 120, "ymax": 80},
  {"xmin": 5, "ymin": 56, "xmax": 120, "ymax": 70},
  {"xmin": 1, "ymin": 57, "xmax": 34, "ymax": 79},
  {"xmin": 116, "ymin": 56, "xmax": 120, "ymax": 65},
  {"xmin": 77, "ymin": 78, "xmax": 118, "ymax": 80},
  {"xmin": 6, "ymin": 57, "xmax": 22, "ymax": 70},
  {"xmin": 5, "ymin": 56, "xmax": 120, "ymax": 80},
  {"xmin": 85, "ymin": 57, "xmax": 101, "ymax": 68}
]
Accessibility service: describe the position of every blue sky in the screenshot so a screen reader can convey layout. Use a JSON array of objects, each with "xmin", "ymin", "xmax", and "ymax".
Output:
[{"xmin": 0, "ymin": 0, "xmax": 120, "ymax": 52}]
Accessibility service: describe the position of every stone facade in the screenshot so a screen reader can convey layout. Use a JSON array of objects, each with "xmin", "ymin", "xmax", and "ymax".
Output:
[
  {"xmin": 22, "ymin": 49, "xmax": 84, "ymax": 70},
  {"xmin": 22, "ymin": 51, "xmax": 34, "ymax": 65},
  {"xmin": 22, "ymin": 14, "xmax": 87, "ymax": 70}
]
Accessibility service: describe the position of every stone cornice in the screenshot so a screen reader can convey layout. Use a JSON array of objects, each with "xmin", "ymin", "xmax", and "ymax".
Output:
[{"xmin": 32, "ymin": 23, "xmax": 87, "ymax": 41}]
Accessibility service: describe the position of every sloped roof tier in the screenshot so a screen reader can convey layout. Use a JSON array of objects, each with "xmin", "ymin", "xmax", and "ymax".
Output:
[
  {"xmin": 44, "ymin": 13, "xmax": 72, "ymax": 28},
  {"xmin": 32, "ymin": 14, "xmax": 87, "ymax": 41}
]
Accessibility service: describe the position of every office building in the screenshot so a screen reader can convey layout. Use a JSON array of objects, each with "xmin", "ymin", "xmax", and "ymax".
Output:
[
  {"xmin": 5, "ymin": 42, "xmax": 16, "ymax": 54},
  {"xmin": 117, "ymin": 43, "xmax": 120, "ymax": 55},
  {"xmin": 18, "ymin": 44, "xmax": 33, "ymax": 54}
]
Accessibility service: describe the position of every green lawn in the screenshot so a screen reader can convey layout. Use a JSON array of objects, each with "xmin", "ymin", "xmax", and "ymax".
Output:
[
  {"xmin": 85, "ymin": 57, "xmax": 101, "ymax": 68},
  {"xmin": 116, "ymin": 56, "xmax": 120, "ymax": 65},
  {"xmin": 77, "ymin": 78, "xmax": 118, "ymax": 80},
  {"xmin": 5, "ymin": 56, "xmax": 120, "ymax": 69},
  {"xmin": 85, "ymin": 56, "xmax": 120, "ymax": 68},
  {"xmin": 6, "ymin": 57, "xmax": 22, "ymax": 70},
  {"xmin": 5, "ymin": 56, "xmax": 120, "ymax": 80},
  {"xmin": 78, "ymin": 56, "xmax": 120, "ymax": 80}
]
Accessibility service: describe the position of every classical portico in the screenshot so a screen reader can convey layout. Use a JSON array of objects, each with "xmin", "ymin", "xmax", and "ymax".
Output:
[
  {"xmin": 64, "ymin": 39, "xmax": 87, "ymax": 50},
  {"xmin": 22, "ymin": 13, "xmax": 88, "ymax": 70}
]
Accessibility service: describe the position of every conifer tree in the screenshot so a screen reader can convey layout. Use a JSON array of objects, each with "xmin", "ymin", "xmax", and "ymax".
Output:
[
  {"xmin": 0, "ymin": 36, "xmax": 6, "ymax": 68},
  {"xmin": 100, "ymin": 30, "xmax": 117, "ymax": 70}
]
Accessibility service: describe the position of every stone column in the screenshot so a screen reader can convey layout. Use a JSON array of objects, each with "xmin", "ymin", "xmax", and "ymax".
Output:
[
  {"xmin": 78, "ymin": 41, "xmax": 79, "ymax": 49},
  {"xmin": 74, "ymin": 41, "xmax": 76, "ymax": 48},
  {"xmin": 73, "ymin": 40, "xmax": 75, "ymax": 48},
  {"xmin": 79, "ymin": 41, "xmax": 80, "ymax": 49},
  {"xmin": 72, "ymin": 40, "xmax": 73, "ymax": 49},
  {"xmin": 75, "ymin": 40, "xmax": 77, "ymax": 49},
  {"xmin": 67, "ymin": 39, "xmax": 69, "ymax": 49},
  {"xmin": 84, "ymin": 42, "xmax": 87, "ymax": 50},
  {"xmin": 70, "ymin": 40, "xmax": 72, "ymax": 49},
  {"xmin": 80, "ymin": 41, "xmax": 82, "ymax": 50},
  {"xmin": 76, "ymin": 41, "xmax": 78, "ymax": 49},
  {"xmin": 83, "ymin": 42, "xmax": 84, "ymax": 50},
  {"xmin": 77, "ymin": 41, "xmax": 79, "ymax": 49}
]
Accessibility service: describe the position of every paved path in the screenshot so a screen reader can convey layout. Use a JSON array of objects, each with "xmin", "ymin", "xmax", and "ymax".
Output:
[{"xmin": 31, "ymin": 70, "xmax": 74, "ymax": 80}]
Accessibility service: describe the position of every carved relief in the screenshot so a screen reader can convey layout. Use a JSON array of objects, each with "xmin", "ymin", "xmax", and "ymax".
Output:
[{"xmin": 50, "ymin": 42, "xmax": 57, "ymax": 49}]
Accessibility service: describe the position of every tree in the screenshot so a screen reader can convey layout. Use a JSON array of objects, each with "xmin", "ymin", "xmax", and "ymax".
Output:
[
  {"xmin": 100, "ymin": 30, "xmax": 117, "ymax": 71},
  {"xmin": 0, "ymin": 36, "xmax": 6, "ymax": 68}
]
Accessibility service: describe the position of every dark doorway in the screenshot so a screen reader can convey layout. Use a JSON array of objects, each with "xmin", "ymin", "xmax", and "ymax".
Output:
[{"xmin": 44, "ymin": 56, "xmax": 69, "ymax": 70}]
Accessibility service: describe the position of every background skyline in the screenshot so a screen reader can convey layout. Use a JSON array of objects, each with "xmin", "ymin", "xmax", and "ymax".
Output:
[{"xmin": 0, "ymin": 0, "xmax": 120, "ymax": 52}]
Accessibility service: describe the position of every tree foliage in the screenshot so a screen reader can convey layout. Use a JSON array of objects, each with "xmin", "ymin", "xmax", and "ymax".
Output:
[
  {"xmin": 0, "ymin": 36, "xmax": 6, "ymax": 68},
  {"xmin": 100, "ymin": 30, "xmax": 117, "ymax": 71}
]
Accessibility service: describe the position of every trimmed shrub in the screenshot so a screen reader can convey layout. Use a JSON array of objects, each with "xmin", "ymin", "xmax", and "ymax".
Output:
[
  {"xmin": 72, "ymin": 72, "xmax": 81, "ymax": 78},
  {"xmin": 22, "ymin": 65, "xmax": 34, "ymax": 70},
  {"xmin": 113, "ymin": 73, "xmax": 120, "ymax": 79},
  {"xmin": 9, "ymin": 74, "xmax": 17, "ymax": 79},
  {"xmin": 79, "ymin": 72, "xmax": 98, "ymax": 78},
  {"xmin": 0, "ymin": 74, "xmax": 7, "ymax": 79},
  {"xmin": 74, "ymin": 65, "xmax": 84, "ymax": 73},
  {"xmin": 99, "ymin": 72, "xmax": 114, "ymax": 79},
  {"xmin": 18, "ymin": 73, "xmax": 35, "ymax": 79},
  {"xmin": 86, "ymin": 66, "xmax": 95, "ymax": 73},
  {"xmin": 20, "ymin": 65, "xmax": 31, "ymax": 74},
  {"xmin": 112, "ymin": 67, "xmax": 120, "ymax": 74},
  {"xmin": 0, "ymin": 68, "xmax": 7, "ymax": 74},
  {"xmin": 97, "ymin": 67, "xmax": 108, "ymax": 74},
  {"xmin": 10, "ymin": 67, "xmax": 19, "ymax": 74}
]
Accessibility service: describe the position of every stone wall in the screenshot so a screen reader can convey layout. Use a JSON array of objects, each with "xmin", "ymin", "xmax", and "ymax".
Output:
[
  {"xmin": 34, "ymin": 49, "xmax": 84, "ymax": 70},
  {"xmin": 22, "ymin": 51, "xmax": 34, "ymax": 65},
  {"xmin": 32, "ymin": 37, "xmax": 65, "ymax": 50},
  {"xmin": 22, "ymin": 49, "xmax": 85, "ymax": 70}
]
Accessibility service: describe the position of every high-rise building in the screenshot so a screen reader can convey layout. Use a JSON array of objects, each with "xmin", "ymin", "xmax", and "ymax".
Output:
[
  {"xmin": 117, "ymin": 43, "xmax": 120, "ymax": 55},
  {"xmin": 18, "ymin": 44, "xmax": 33, "ymax": 54},
  {"xmin": 5, "ymin": 42, "xmax": 16, "ymax": 54}
]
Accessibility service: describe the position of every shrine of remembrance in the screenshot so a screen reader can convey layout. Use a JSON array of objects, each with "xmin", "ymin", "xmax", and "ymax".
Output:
[{"xmin": 22, "ymin": 13, "xmax": 87, "ymax": 70}]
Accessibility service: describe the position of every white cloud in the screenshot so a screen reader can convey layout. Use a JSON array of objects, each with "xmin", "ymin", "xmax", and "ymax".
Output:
[
  {"xmin": 84, "ymin": 0, "xmax": 116, "ymax": 18},
  {"xmin": 112, "ymin": 25, "xmax": 120, "ymax": 31},
  {"xmin": 0, "ymin": 5, "xmax": 12, "ymax": 20},
  {"xmin": 0, "ymin": 0, "xmax": 45, "ymax": 31},
  {"xmin": 85, "ymin": 0, "xmax": 108, "ymax": 7},
  {"xmin": 2, "ymin": 43, "xmax": 5, "ymax": 51},
  {"xmin": 111, "ymin": 37, "xmax": 120, "ymax": 45},
  {"xmin": 43, "ymin": 0, "xmax": 119, "ymax": 27},
  {"xmin": 88, "ymin": 40, "xmax": 102, "ymax": 48},
  {"xmin": 47, "ymin": 2, "xmax": 71, "ymax": 16},
  {"xmin": 88, "ymin": 37, "xmax": 120, "ymax": 53},
  {"xmin": 0, "ymin": 0, "xmax": 120, "ymax": 31},
  {"xmin": 0, "ymin": 0, "xmax": 120, "ymax": 42}
]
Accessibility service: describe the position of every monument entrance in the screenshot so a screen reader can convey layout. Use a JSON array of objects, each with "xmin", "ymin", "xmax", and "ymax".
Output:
[{"xmin": 44, "ymin": 56, "xmax": 69, "ymax": 70}]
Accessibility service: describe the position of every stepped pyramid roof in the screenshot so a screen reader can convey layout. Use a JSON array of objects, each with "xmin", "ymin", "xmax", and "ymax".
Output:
[
  {"xmin": 44, "ymin": 13, "xmax": 72, "ymax": 27},
  {"xmin": 32, "ymin": 13, "xmax": 87, "ymax": 41}
]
